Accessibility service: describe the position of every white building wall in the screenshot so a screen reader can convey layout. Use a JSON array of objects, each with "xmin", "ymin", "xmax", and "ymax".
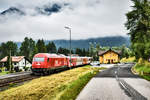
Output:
[{"xmin": 13, "ymin": 58, "xmax": 31, "ymax": 70}]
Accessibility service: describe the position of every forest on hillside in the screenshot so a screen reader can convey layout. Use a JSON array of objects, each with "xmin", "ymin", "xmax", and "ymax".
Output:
[{"xmin": 0, "ymin": 37, "xmax": 130, "ymax": 62}]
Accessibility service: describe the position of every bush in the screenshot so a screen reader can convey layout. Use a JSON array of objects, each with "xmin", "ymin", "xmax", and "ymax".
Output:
[
  {"xmin": 138, "ymin": 58, "xmax": 144, "ymax": 64},
  {"xmin": 120, "ymin": 57, "xmax": 136, "ymax": 63},
  {"xmin": 24, "ymin": 67, "xmax": 29, "ymax": 71}
]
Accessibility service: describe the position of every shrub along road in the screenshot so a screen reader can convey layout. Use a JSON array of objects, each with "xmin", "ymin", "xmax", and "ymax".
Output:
[{"xmin": 76, "ymin": 64, "xmax": 150, "ymax": 100}]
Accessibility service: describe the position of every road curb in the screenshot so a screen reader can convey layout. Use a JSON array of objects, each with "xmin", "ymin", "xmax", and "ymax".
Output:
[{"xmin": 131, "ymin": 65, "xmax": 139, "ymax": 75}]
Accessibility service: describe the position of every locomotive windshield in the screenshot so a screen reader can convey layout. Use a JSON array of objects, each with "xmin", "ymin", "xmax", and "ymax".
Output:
[{"xmin": 33, "ymin": 57, "xmax": 45, "ymax": 62}]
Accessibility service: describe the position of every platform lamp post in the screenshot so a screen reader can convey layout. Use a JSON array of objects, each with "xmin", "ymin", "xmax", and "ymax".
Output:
[{"xmin": 64, "ymin": 26, "xmax": 72, "ymax": 68}]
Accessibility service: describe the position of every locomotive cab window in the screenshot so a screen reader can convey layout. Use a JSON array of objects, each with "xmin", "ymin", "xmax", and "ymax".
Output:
[{"xmin": 33, "ymin": 57, "xmax": 45, "ymax": 62}]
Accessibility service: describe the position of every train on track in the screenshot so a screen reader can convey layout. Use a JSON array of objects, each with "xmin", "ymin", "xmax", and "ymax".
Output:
[{"xmin": 31, "ymin": 53, "xmax": 92, "ymax": 75}]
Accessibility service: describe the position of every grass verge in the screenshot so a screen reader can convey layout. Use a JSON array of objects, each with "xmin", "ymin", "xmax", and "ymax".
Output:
[
  {"xmin": 58, "ymin": 69, "xmax": 98, "ymax": 100},
  {"xmin": 141, "ymin": 75, "xmax": 150, "ymax": 81},
  {"xmin": 0, "ymin": 71, "xmax": 9, "ymax": 76},
  {"xmin": 133, "ymin": 62, "xmax": 150, "ymax": 81},
  {"xmin": 0, "ymin": 66, "xmax": 101, "ymax": 100}
]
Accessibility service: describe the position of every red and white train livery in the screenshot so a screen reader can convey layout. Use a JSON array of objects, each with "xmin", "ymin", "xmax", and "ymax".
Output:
[{"xmin": 32, "ymin": 53, "xmax": 92, "ymax": 74}]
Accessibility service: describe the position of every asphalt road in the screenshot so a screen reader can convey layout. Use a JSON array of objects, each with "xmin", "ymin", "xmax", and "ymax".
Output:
[{"xmin": 76, "ymin": 64, "xmax": 150, "ymax": 100}]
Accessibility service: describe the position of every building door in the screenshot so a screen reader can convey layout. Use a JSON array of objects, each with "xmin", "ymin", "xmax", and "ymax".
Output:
[
  {"xmin": 111, "ymin": 59, "xmax": 113, "ymax": 64},
  {"xmin": 108, "ymin": 59, "xmax": 110, "ymax": 64}
]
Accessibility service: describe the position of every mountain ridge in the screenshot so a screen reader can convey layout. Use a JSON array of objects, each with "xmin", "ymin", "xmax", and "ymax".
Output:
[{"xmin": 14, "ymin": 36, "xmax": 130, "ymax": 49}]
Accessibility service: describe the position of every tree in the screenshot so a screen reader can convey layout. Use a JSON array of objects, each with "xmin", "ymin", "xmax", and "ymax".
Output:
[
  {"xmin": 0, "ymin": 41, "xmax": 18, "ymax": 58},
  {"xmin": 125, "ymin": 0, "xmax": 150, "ymax": 60},
  {"xmin": 46, "ymin": 42, "xmax": 57, "ymax": 53},
  {"xmin": 95, "ymin": 43, "xmax": 101, "ymax": 60},
  {"xmin": 89, "ymin": 43, "xmax": 94, "ymax": 57},
  {"xmin": 57, "ymin": 47, "xmax": 62, "ymax": 54},
  {"xmin": 75, "ymin": 48, "xmax": 82, "ymax": 56},
  {"xmin": 96, "ymin": 43, "xmax": 101, "ymax": 51},
  {"xmin": 57, "ymin": 47, "xmax": 70, "ymax": 55},
  {"xmin": 20, "ymin": 37, "xmax": 36, "ymax": 60},
  {"xmin": 121, "ymin": 45, "xmax": 130, "ymax": 58},
  {"xmin": 82, "ymin": 48, "xmax": 86, "ymax": 56},
  {"xmin": 0, "ymin": 41, "xmax": 17, "ymax": 71},
  {"xmin": 36, "ymin": 39, "xmax": 47, "ymax": 53},
  {"xmin": 85, "ymin": 49, "xmax": 90, "ymax": 56},
  {"xmin": 7, "ymin": 53, "xmax": 13, "ymax": 72}
]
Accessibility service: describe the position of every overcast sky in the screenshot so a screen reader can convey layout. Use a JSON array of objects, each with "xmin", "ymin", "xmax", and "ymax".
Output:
[{"xmin": 0, "ymin": 0, "xmax": 132, "ymax": 42}]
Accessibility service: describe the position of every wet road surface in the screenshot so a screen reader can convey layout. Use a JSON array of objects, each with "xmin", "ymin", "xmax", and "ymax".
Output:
[{"xmin": 76, "ymin": 64, "xmax": 150, "ymax": 100}]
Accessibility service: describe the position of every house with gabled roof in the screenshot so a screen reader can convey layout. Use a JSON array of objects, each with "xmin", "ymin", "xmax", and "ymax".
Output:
[
  {"xmin": 98, "ymin": 49, "xmax": 121, "ymax": 64},
  {"xmin": 0, "ymin": 56, "xmax": 31, "ymax": 70}
]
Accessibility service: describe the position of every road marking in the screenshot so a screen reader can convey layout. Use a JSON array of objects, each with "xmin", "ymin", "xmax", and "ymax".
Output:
[
  {"xmin": 116, "ymin": 64, "xmax": 147, "ymax": 100},
  {"xmin": 119, "ymin": 81, "xmax": 127, "ymax": 90}
]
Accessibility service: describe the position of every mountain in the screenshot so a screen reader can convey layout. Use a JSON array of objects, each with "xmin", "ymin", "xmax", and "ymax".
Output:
[
  {"xmin": 45, "ymin": 36, "xmax": 130, "ymax": 49},
  {"xmin": 15, "ymin": 36, "xmax": 130, "ymax": 49},
  {"xmin": 0, "ymin": 7, "xmax": 25, "ymax": 16}
]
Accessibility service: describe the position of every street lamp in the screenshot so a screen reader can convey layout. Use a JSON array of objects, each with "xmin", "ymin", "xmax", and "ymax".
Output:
[{"xmin": 64, "ymin": 26, "xmax": 72, "ymax": 68}]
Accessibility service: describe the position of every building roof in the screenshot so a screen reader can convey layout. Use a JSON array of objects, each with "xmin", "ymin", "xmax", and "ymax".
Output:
[
  {"xmin": 98, "ymin": 49, "xmax": 121, "ymax": 56},
  {"xmin": 0, "ymin": 56, "xmax": 25, "ymax": 63}
]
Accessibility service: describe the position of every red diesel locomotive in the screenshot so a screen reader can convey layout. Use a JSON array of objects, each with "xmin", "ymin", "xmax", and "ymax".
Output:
[{"xmin": 32, "ymin": 53, "xmax": 92, "ymax": 74}]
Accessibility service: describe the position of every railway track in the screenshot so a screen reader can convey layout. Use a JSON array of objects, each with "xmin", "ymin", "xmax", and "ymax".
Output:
[{"xmin": 0, "ymin": 72, "xmax": 39, "ymax": 88}]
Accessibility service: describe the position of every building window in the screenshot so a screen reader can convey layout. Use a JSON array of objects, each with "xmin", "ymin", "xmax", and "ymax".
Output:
[{"xmin": 14, "ymin": 62, "xmax": 17, "ymax": 65}]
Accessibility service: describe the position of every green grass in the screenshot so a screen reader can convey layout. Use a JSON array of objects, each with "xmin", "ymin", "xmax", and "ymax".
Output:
[
  {"xmin": 141, "ymin": 75, "xmax": 150, "ymax": 81},
  {"xmin": 59, "ymin": 70, "xmax": 99, "ymax": 100},
  {"xmin": 120, "ymin": 57, "xmax": 136, "ymax": 63},
  {"xmin": 0, "ymin": 71, "xmax": 9, "ymax": 76},
  {"xmin": 133, "ymin": 63, "xmax": 150, "ymax": 81},
  {"xmin": 0, "ymin": 66, "xmax": 101, "ymax": 100},
  {"xmin": 134, "ymin": 64, "xmax": 150, "ymax": 74}
]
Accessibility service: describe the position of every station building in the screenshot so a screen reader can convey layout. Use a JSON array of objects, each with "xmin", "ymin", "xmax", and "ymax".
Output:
[{"xmin": 98, "ymin": 49, "xmax": 121, "ymax": 64}]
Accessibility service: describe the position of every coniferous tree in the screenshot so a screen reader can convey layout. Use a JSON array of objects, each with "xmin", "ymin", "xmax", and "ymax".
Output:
[
  {"xmin": 82, "ymin": 48, "xmax": 86, "ymax": 56},
  {"xmin": 0, "ymin": 41, "xmax": 18, "ymax": 59},
  {"xmin": 57, "ymin": 47, "xmax": 63, "ymax": 54},
  {"xmin": 46, "ymin": 42, "xmax": 57, "ymax": 53},
  {"xmin": 20, "ymin": 37, "xmax": 36, "ymax": 60},
  {"xmin": 36, "ymin": 39, "xmax": 47, "ymax": 53},
  {"xmin": 57, "ymin": 47, "xmax": 70, "ymax": 55},
  {"xmin": 75, "ymin": 48, "xmax": 82, "ymax": 56}
]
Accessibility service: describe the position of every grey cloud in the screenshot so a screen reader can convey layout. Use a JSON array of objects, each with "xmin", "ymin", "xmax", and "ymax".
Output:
[
  {"xmin": 0, "ymin": 0, "xmax": 132, "ymax": 42},
  {"xmin": 35, "ymin": 3, "xmax": 69, "ymax": 16},
  {"xmin": 0, "ymin": 1, "xmax": 69, "ymax": 17}
]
